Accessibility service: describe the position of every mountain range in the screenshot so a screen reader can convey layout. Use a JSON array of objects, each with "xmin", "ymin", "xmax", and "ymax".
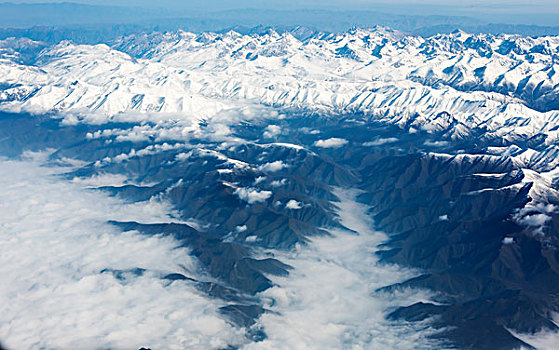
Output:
[{"xmin": 1, "ymin": 26, "xmax": 559, "ymax": 349}]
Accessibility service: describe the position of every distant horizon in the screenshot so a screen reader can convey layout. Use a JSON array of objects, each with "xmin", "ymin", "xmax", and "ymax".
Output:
[
  {"xmin": 1, "ymin": 0, "xmax": 558, "ymax": 26},
  {"xmin": 1, "ymin": 0, "xmax": 559, "ymax": 42}
]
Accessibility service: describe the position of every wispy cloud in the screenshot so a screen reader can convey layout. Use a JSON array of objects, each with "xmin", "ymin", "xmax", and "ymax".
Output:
[{"xmin": 363, "ymin": 137, "xmax": 398, "ymax": 146}]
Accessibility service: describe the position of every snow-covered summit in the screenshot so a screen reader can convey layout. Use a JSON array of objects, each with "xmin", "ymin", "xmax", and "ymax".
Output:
[{"xmin": 1, "ymin": 26, "xmax": 559, "ymax": 146}]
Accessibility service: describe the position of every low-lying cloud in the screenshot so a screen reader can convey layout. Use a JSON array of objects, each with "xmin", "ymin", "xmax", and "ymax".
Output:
[
  {"xmin": 511, "ymin": 328, "xmax": 559, "ymax": 350},
  {"xmin": 285, "ymin": 199, "xmax": 302, "ymax": 210},
  {"xmin": 363, "ymin": 137, "xmax": 399, "ymax": 146},
  {"xmin": 314, "ymin": 138, "xmax": 348, "ymax": 148},
  {"xmin": 258, "ymin": 161, "xmax": 288, "ymax": 173},
  {"xmin": 0, "ymin": 158, "xmax": 246, "ymax": 350},
  {"xmin": 244, "ymin": 188, "xmax": 442, "ymax": 349},
  {"xmin": 234, "ymin": 187, "xmax": 273, "ymax": 204}
]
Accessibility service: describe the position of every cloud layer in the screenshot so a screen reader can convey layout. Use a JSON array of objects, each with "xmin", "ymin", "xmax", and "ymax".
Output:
[
  {"xmin": 244, "ymin": 188, "xmax": 441, "ymax": 349},
  {"xmin": 0, "ymin": 158, "xmax": 245, "ymax": 350},
  {"xmin": 0, "ymin": 158, "xmax": 452, "ymax": 349}
]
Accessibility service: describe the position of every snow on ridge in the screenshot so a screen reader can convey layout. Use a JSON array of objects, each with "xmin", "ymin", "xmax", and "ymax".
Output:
[
  {"xmin": 3, "ymin": 27, "xmax": 559, "ymax": 176},
  {"xmin": 1, "ymin": 27, "xmax": 559, "ymax": 143},
  {"xmin": 2, "ymin": 27, "xmax": 559, "ymax": 178}
]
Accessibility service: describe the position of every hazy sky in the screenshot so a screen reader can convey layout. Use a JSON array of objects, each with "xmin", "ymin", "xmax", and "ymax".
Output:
[
  {"xmin": 6, "ymin": 0, "xmax": 559, "ymax": 10},
  {"xmin": 4, "ymin": 0, "xmax": 559, "ymax": 25}
]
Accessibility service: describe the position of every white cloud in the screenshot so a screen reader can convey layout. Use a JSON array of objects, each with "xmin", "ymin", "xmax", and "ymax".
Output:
[
  {"xmin": 98, "ymin": 142, "xmax": 189, "ymax": 165},
  {"xmin": 254, "ymin": 176, "xmax": 267, "ymax": 185},
  {"xmin": 175, "ymin": 150, "xmax": 193, "ymax": 161},
  {"xmin": 234, "ymin": 187, "xmax": 272, "ymax": 204},
  {"xmin": 514, "ymin": 201, "xmax": 556, "ymax": 236},
  {"xmin": 198, "ymin": 149, "xmax": 250, "ymax": 169},
  {"xmin": 0, "ymin": 159, "xmax": 246, "ymax": 350},
  {"xmin": 246, "ymin": 188, "xmax": 442, "ymax": 350},
  {"xmin": 258, "ymin": 161, "xmax": 288, "ymax": 173},
  {"xmin": 270, "ymin": 179, "xmax": 288, "ymax": 187},
  {"xmin": 235, "ymin": 225, "xmax": 248, "ymax": 233},
  {"xmin": 263, "ymin": 125, "xmax": 282, "ymax": 138},
  {"xmin": 502, "ymin": 237, "xmax": 515, "ymax": 244},
  {"xmin": 245, "ymin": 236, "xmax": 258, "ymax": 243},
  {"xmin": 285, "ymin": 200, "xmax": 302, "ymax": 210},
  {"xmin": 363, "ymin": 138, "xmax": 399, "ymax": 146},
  {"xmin": 520, "ymin": 213, "xmax": 551, "ymax": 227},
  {"xmin": 511, "ymin": 328, "xmax": 559, "ymax": 350},
  {"xmin": 314, "ymin": 138, "xmax": 348, "ymax": 148},
  {"xmin": 70, "ymin": 173, "xmax": 130, "ymax": 187},
  {"xmin": 424, "ymin": 140, "xmax": 449, "ymax": 147}
]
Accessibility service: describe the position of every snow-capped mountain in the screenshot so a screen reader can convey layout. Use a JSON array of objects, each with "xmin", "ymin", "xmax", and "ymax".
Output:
[
  {"xmin": 3, "ymin": 27, "xmax": 559, "ymax": 176},
  {"xmin": 2, "ymin": 27, "xmax": 559, "ymax": 139},
  {"xmin": 1, "ymin": 27, "xmax": 559, "ymax": 350}
]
